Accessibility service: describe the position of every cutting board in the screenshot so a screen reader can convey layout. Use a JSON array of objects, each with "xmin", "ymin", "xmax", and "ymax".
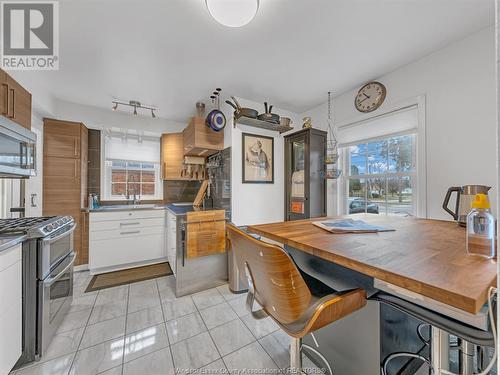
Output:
[
  {"xmin": 186, "ymin": 210, "xmax": 226, "ymax": 259},
  {"xmin": 193, "ymin": 180, "xmax": 209, "ymax": 207}
]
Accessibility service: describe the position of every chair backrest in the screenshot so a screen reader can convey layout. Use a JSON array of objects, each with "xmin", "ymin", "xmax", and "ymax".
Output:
[{"xmin": 227, "ymin": 223, "xmax": 312, "ymax": 324}]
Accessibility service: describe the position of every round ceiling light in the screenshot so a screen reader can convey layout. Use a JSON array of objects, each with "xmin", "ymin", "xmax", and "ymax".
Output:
[{"xmin": 206, "ymin": 0, "xmax": 259, "ymax": 28}]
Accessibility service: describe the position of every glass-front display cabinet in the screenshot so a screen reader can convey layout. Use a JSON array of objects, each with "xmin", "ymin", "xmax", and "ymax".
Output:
[{"xmin": 284, "ymin": 128, "xmax": 327, "ymax": 221}]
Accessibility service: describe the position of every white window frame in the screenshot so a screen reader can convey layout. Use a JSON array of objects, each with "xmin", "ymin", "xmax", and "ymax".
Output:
[
  {"xmin": 342, "ymin": 133, "xmax": 417, "ymax": 216},
  {"xmin": 100, "ymin": 134, "xmax": 163, "ymax": 201},
  {"xmin": 102, "ymin": 160, "xmax": 163, "ymax": 201},
  {"xmin": 336, "ymin": 95, "xmax": 427, "ymax": 218}
]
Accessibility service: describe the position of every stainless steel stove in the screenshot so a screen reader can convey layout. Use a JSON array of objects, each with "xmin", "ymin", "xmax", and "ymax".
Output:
[
  {"xmin": 0, "ymin": 216, "xmax": 74, "ymax": 238},
  {"xmin": 2, "ymin": 216, "xmax": 77, "ymax": 368}
]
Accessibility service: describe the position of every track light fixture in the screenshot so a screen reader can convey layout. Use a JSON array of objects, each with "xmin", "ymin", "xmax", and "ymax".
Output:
[{"xmin": 111, "ymin": 100, "xmax": 157, "ymax": 118}]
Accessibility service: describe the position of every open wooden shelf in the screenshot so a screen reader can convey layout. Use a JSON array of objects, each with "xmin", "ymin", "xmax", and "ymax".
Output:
[{"xmin": 234, "ymin": 115, "xmax": 293, "ymax": 134}]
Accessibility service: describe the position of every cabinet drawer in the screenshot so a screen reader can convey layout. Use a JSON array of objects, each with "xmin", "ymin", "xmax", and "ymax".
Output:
[
  {"xmin": 90, "ymin": 209, "xmax": 165, "ymax": 223},
  {"xmin": 0, "ymin": 244, "xmax": 21, "ymax": 273},
  {"xmin": 90, "ymin": 225, "xmax": 164, "ymax": 241},
  {"xmin": 89, "ymin": 217, "xmax": 164, "ymax": 233},
  {"xmin": 89, "ymin": 233, "xmax": 165, "ymax": 271}
]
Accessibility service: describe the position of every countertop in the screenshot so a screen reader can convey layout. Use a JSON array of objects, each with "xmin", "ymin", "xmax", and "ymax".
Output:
[
  {"xmin": 85, "ymin": 204, "xmax": 166, "ymax": 213},
  {"xmin": 0, "ymin": 234, "xmax": 26, "ymax": 253},
  {"xmin": 248, "ymin": 214, "xmax": 497, "ymax": 315},
  {"xmin": 165, "ymin": 204, "xmax": 223, "ymax": 216},
  {"xmin": 85, "ymin": 203, "xmax": 229, "ymax": 218}
]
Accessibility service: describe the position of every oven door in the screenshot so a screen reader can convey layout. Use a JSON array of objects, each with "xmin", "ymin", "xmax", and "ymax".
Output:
[
  {"xmin": 39, "ymin": 251, "xmax": 76, "ymax": 356},
  {"xmin": 40, "ymin": 222, "xmax": 76, "ymax": 279}
]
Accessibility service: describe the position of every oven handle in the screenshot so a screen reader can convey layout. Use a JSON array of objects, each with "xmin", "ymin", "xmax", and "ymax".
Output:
[
  {"xmin": 44, "ymin": 222, "xmax": 77, "ymax": 244},
  {"xmin": 44, "ymin": 252, "xmax": 76, "ymax": 286}
]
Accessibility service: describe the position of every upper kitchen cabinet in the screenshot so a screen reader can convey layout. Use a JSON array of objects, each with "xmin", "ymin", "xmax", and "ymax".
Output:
[
  {"xmin": 183, "ymin": 117, "xmax": 224, "ymax": 157},
  {"xmin": 161, "ymin": 132, "xmax": 188, "ymax": 180},
  {"xmin": 0, "ymin": 68, "xmax": 32, "ymax": 130},
  {"xmin": 44, "ymin": 119, "xmax": 82, "ymax": 158}
]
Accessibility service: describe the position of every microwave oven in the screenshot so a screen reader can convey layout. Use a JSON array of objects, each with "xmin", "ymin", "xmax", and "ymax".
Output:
[{"xmin": 0, "ymin": 116, "xmax": 36, "ymax": 178}]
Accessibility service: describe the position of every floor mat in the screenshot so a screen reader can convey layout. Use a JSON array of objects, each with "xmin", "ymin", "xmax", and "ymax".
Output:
[{"xmin": 85, "ymin": 262, "xmax": 173, "ymax": 292}]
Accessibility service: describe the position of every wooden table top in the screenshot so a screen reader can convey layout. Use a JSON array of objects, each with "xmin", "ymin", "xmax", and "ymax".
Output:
[{"xmin": 248, "ymin": 214, "xmax": 497, "ymax": 314}]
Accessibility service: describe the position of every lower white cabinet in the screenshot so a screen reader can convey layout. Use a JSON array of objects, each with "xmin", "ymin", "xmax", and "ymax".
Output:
[
  {"xmin": 89, "ymin": 209, "xmax": 166, "ymax": 274},
  {"xmin": 166, "ymin": 211, "xmax": 177, "ymax": 275},
  {"xmin": 0, "ymin": 244, "xmax": 22, "ymax": 375}
]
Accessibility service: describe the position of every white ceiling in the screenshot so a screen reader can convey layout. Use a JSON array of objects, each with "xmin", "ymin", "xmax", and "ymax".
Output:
[{"xmin": 20, "ymin": 0, "xmax": 494, "ymax": 122}]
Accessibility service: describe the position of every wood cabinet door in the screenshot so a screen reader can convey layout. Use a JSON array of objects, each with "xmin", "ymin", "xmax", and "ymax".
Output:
[
  {"xmin": 0, "ymin": 70, "xmax": 7, "ymax": 118},
  {"xmin": 6, "ymin": 75, "xmax": 31, "ymax": 129},
  {"xmin": 161, "ymin": 133, "xmax": 187, "ymax": 180},
  {"xmin": 44, "ymin": 120, "xmax": 81, "ymax": 158}
]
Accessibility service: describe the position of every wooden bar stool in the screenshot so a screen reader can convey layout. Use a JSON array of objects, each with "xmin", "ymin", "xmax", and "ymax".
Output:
[{"xmin": 227, "ymin": 224, "xmax": 367, "ymax": 373}]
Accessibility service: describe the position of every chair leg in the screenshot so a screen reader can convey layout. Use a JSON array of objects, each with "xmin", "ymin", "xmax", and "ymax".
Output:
[{"xmin": 290, "ymin": 337, "xmax": 303, "ymax": 373}]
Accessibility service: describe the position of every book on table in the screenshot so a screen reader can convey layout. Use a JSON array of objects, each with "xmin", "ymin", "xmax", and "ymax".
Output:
[{"xmin": 313, "ymin": 219, "xmax": 395, "ymax": 234}]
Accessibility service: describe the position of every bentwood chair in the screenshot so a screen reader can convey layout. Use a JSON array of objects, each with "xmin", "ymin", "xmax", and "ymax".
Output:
[{"xmin": 226, "ymin": 224, "xmax": 367, "ymax": 373}]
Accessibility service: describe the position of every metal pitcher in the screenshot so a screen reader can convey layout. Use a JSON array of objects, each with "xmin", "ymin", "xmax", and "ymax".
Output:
[{"xmin": 442, "ymin": 185, "xmax": 491, "ymax": 226}]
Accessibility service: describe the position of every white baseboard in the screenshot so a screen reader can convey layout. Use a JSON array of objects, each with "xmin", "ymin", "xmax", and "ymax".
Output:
[{"xmin": 74, "ymin": 264, "xmax": 89, "ymax": 272}]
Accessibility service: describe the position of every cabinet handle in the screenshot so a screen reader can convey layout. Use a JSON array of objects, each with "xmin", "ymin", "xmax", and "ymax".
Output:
[
  {"xmin": 74, "ymin": 138, "xmax": 78, "ymax": 157},
  {"xmin": 120, "ymin": 230, "xmax": 140, "ymax": 235},
  {"xmin": 30, "ymin": 193, "xmax": 37, "ymax": 207},
  {"xmin": 1, "ymin": 83, "xmax": 8, "ymax": 115},
  {"xmin": 120, "ymin": 222, "xmax": 140, "ymax": 226},
  {"xmin": 7, "ymin": 88, "xmax": 14, "ymax": 118},
  {"xmin": 10, "ymin": 88, "xmax": 15, "ymax": 118}
]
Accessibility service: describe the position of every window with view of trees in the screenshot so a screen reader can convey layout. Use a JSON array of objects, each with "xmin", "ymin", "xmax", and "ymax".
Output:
[
  {"xmin": 347, "ymin": 134, "xmax": 415, "ymax": 215},
  {"xmin": 109, "ymin": 161, "xmax": 157, "ymax": 197}
]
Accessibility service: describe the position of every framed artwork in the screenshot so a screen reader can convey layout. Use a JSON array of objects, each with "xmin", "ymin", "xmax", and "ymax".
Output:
[{"xmin": 242, "ymin": 133, "xmax": 274, "ymax": 184}]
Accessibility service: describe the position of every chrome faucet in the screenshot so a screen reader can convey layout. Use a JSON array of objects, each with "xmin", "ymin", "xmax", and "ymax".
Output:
[
  {"xmin": 127, "ymin": 176, "xmax": 140, "ymax": 206},
  {"xmin": 126, "ymin": 190, "xmax": 140, "ymax": 205}
]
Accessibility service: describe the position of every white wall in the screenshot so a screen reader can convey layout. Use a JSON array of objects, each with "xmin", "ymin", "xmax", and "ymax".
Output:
[
  {"xmin": 225, "ymin": 98, "xmax": 301, "ymax": 226},
  {"xmin": 302, "ymin": 26, "xmax": 497, "ymax": 220}
]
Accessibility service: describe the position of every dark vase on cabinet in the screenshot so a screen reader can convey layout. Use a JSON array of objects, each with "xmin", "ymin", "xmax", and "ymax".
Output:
[{"xmin": 284, "ymin": 128, "xmax": 327, "ymax": 221}]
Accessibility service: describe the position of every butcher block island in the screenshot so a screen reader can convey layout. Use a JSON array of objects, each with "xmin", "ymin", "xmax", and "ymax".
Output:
[{"xmin": 248, "ymin": 213, "xmax": 497, "ymax": 315}]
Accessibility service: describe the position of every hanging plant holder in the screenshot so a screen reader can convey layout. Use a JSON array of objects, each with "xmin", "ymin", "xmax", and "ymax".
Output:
[
  {"xmin": 325, "ymin": 91, "xmax": 342, "ymax": 179},
  {"xmin": 325, "ymin": 139, "xmax": 339, "ymax": 165}
]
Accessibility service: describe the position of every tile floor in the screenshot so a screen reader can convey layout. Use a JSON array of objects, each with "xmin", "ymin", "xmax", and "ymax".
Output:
[{"xmin": 11, "ymin": 271, "xmax": 322, "ymax": 375}]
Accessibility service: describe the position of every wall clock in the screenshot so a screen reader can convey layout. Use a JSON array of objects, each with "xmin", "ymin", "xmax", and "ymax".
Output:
[{"xmin": 354, "ymin": 81, "xmax": 386, "ymax": 113}]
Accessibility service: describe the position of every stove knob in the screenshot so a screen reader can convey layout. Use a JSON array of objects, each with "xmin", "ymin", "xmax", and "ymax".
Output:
[{"xmin": 44, "ymin": 225, "xmax": 52, "ymax": 232}]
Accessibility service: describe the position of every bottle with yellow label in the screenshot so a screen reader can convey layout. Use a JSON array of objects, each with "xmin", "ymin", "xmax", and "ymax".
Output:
[{"xmin": 466, "ymin": 194, "xmax": 495, "ymax": 259}]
